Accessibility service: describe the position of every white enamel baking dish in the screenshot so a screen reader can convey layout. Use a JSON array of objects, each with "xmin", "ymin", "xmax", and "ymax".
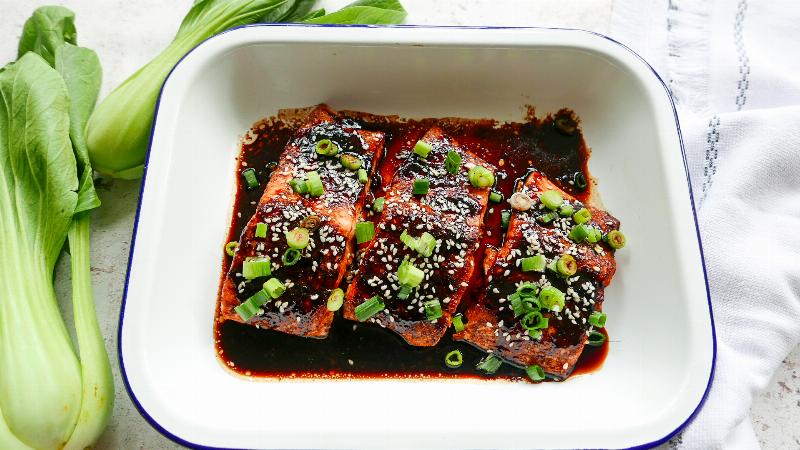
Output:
[{"xmin": 119, "ymin": 25, "xmax": 715, "ymax": 449}]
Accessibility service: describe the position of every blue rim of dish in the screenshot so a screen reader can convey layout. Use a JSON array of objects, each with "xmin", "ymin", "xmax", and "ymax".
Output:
[{"xmin": 118, "ymin": 23, "xmax": 717, "ymax": 450}]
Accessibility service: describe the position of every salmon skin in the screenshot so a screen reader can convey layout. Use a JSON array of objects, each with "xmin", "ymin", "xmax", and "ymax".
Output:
[
  {"xmin": 219, "ymin": 105, "xmax": 385, "ymax": 338},
  {"xmin": 456, "ymin": 170, "xmax": 620, "ymax": 378},
  {"xmin": 343, "ymin": 127, "xmax": 495, "ymax": 346}
]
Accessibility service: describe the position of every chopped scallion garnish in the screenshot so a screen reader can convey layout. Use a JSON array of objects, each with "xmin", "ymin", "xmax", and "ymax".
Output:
[
  {"xmin": 255, "ymin": 222, "xmax": 268, "ymax": 238},
  {"xmin": 397, "ymin": 284, "xmax": 413, "ymax": 300},
  {"xmin": 509, "ymin": 293, "xmax": 534, "ymax": 318},
  {"xmin": 558, "ymin": 203, "xmax": 574, "ymax": 217},
  {"xmin": 289, "ymin": 178, "xmax": 308, "ymax": 195},
  {"xmin": 521, "ymin": 254, "xmax": 546, "ymax": 272},
  {"xmin": 355, "ymin": 221, "xmax": 375, "ymax": 244},
  {"xmin": 521, "ymin": 311, "xmax": 548, "ymax": 331},
  {"xmin": 355, "ymin": 296, "xmax": 384, "ymax": 322},
  {"xmin": 234, "ymin": 289, "xmax": 270, "ymax": 321},
  {"xmin": 242, "ymin": 257, "xmax": 271, "ymax": 279},
  {"xmin": 539, "ymin": 190, "xmax": 563, "ymax": 210},
  {"xmin": 306, "ymin": 171, "xmax": 324, "ymax": 197},
  {"xmin": 285, "ymin": 227, "xmax": 310, "ymax": 249},
  {"xmin": 241, "ymin": 168, "xmax": 259, "ymax": 190},
  {"xmin": 588, "ymin": 311, "xmax": 607, "ymax": 328},
  {"xmin": 468, "ymin": 165, "xmax": 494, "ymax": 189},
  {"xmin": 413, "ymin": 178, "xmax": 429, "ymax": 195},
  {"xmin": 489, "ymin": 191, "xmax": 503, "ymax": 203},
  {"xmin": 526, "ymin": 364, "xmax": 546, "ymax": 382},
  {"xmin": 573, "ymin": 207, "xmax": 592, "ymax": 224},
  {"xmin": 264, "ymin": 278, "xmax": 286, "ymax": 299},
  {"xmin": 501, "ymin": 210, "xmax": 511, "ymax": 229},
  {"xmin": 445, "ymin": 350, "xmax": 463, "ymax": 368},
  {"xmin": 452, "ymin": 314, "xmax": 465, "ymax": 332},
  {"xmin": 225, "ymin": 241, "xmax": 239, "ymax": 257},
  {"xmin": 282, "ymin": 248, "xmax": 301, "ymax": 266},
  {"xmin": 373, "ymin": 197, "xmax": 385, "ymax": 213},
  {"xmin": 315, "ymin": 139, "xmax": 339, "ymax": 156},
  {"xmin": 538, "ymin": 286, "xmax": 566, "ymax": 312},
  {"xmin": 413, "ymin": 140, "xmax": 432, "ymax": 158},
  {"xmin": 537, "ymin": 212, "xmax": 556, "ymax": 224},
  {"xmin": 587, "ymin": 227, "xmax": 603, "ymax": 244},
  {"xmin": 516, "ymin": 282, "xmax": 538, "ymax": 298},
  {"xmin": 476, "ymin": 354, "xmax": 503, "ymax": 374},
  {"xmin": 357, "ymin": 168, "xmax": 368, "ymax": 184},
  {"xmin": 399, "ymin": 229, "xmax": 417, "ymax": 251},
  {"xmin": 397, "ymin": 260, "xmax": 424, "ymax": 287},
  {"xmin": 569, "ymin": 224, "xmax": 591, "ymax": 243},
  {"xmin": 417, "ymin": 232, "xmax": 437, "ymax": 258},
  {"xmin": 300, "ymin": 215, "xmax": 321, "ymax": 230},
  {"xmin": 327, "ymin": 288, "xmax": 344, "ymax": 312},
  {"xmin": 340, "ymin": 154, "xmax": 362, "ymax": 170},
  {"xmin": 604, "ymin": 230, "xmax": 627, "ymax": 249},
  {"xmin": 587, "ymin": 330, "xmax": 606, "ymax": 346},
  {"xmin": 556, "ymin": 254, "xmax": 577, "ymax": 277},
  {"xmin": 445, "ymin": 150, "xmax": 461, "ymax": 174},
  {"xmin": 423, "ymin": 299, "xmax": 442, "ymax": 320}
]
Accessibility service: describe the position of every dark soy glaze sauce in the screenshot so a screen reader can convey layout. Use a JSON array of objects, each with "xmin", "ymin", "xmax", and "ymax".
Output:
[{"xmin": 216, "ymin": 108, "xmax": 609, "ymax": 382}]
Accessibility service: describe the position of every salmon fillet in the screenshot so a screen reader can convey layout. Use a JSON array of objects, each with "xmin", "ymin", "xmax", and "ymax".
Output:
[
  {"xmin": 218, "ymin": 105, "xmax": 385, "ymax": 338},
  {"xmin": 456, "ymin": 170, "xmax": 620, "ymax": 378},
  {"xmin": 343, "ymin": 127, "xmax": 495, "ymax": 346}
]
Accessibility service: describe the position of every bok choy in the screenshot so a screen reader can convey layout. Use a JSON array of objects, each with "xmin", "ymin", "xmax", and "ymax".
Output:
[
  {"xmin": 86, "ymin": 0, "xmax": 407, "ymax": 179},
  {"xmin": 0, "ymin": 6, "xmax": 112, "ymax": 449}
]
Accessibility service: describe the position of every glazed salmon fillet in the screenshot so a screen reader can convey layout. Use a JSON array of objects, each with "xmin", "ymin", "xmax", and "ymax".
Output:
[
  {"xmin": 343, "ymin": 127, "xmax": 495, "ymax": 346},
  {"xmin": 218, "ymin": 105, "xmax": 385, "ymax": 338},
  {"xmin": 456, "ymin": 170, "xmax": 620, "ymax": 378}
]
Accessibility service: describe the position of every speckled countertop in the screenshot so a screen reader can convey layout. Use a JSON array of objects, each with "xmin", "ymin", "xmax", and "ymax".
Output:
[{"xmin": 0, "ymin": 0, "xmax": 797, "ymax": 448}]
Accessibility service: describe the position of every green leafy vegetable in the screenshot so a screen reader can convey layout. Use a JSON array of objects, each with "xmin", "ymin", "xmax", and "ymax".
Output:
[
  {"xmin": 86, "ymin": 0, "xmax": 408, "ymax": 179},
  {"xmin": 0, "ymin": 6, "xmax": 112, "ymax": 449}
]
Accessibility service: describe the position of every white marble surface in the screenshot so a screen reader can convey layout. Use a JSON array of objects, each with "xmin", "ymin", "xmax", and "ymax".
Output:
[{"xmin": 0, "ymin": 0, "xmax": 796, "ymax": 448}]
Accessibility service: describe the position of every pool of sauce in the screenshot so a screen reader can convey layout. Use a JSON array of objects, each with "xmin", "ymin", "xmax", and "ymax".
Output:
[{"xmin": 216, "ymin": 107, "xmax": 608, "ymax": 382}]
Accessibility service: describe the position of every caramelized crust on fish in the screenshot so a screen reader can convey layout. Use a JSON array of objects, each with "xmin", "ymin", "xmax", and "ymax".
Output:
[
  {"xmin": 343, "ymin": 127, "xmax": 495, "ymax": 346},
  {"xmin": 456, "ymin": 171, "xmax": 620, "ymax": 378},
  {"xmin": 218, "ymin": 105, "xmax": 384, "ymax": 338}
]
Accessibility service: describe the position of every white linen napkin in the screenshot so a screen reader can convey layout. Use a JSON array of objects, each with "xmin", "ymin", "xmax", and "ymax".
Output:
[{"xmin": 611, "ymin": 0, "xmax": 800, "ymax": 448}]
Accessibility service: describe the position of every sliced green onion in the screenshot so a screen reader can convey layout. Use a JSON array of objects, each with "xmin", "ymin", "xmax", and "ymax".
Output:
[
  {"xmin": 468, "ymin": 165, "xmax": 494, "ymax": 189},
  {"xmin": 510, "ymin": 293, "xmax": 534, "ymax": 318},
  {"xmin": 306, "ymin": 171, "xmax": 324, "ymax": 197},
  {"xmin": 539, "ymin": 286, "xmax": 566, "ymax": 312},
  {"xmin": 241, "ymin": 168, "xmax": 259, "ymax": 190},
  {"xmin": 445, "ymin": 349, "xmax": 463, "ymax": 368},
  {"xmin": 242, "ymin": 257, "xmax": 271, "ymax": 279},
  {"xmin": 286, "ymin": 227, "xmax": 310, "ymax": 249},
  {"xmin": 264, "ymin": 278, "xmax": 286, "ymax": 299},
  {"xmin": 509, "ymin": 192, "xmax": 533, "ymax": 211},
  {"xmin": 340, "ymin": 154, "xmax": 362, "ymax": 170},
  {"xmin": 556, "ymin": 254, "xmax": 578, "ymax": 277},
  {"xmin": 588, "ymin": 311, "xmax": 607, "ymax": 328},
  {"xmin": 397, "ymin": 285, "xmax": 413, "ymax": 300},
  {"xmin": 476, "ymin": 354, "xmax": 503, "ymax": 374},
  {"xmin": 521, "ymin": 255, "xmax": 546, "ymax": 272},
  {"xmin": 225, "ymin": 241, "xmax": 239, "ymax": 257},
  {"xmin": 413, "ymin": 178, "xmax": 430, "ymax": 195},
  {"xmin": 327, "ymin": 288, "xmax": 344, "ymax": 312},
  {"xmin": 517, "ymin": 282, "xmax": 538, "ymax": 298},
  {"xmin": 527, "ymin": 329, "xmax": 543, "ymax": 340},
  {"xmin": 569, "ymin": 224, "xmax": 591, "ymax": 243},
  {"xmin": 282, "ymin": 248, "xmax": 301, "ymax": 266},
  {"xmin": 558, "ymin": 203, "xmax": 574, "ymax": 217},
  {"xmin": 445, "ymin": 150, "xmax": 461, "ymax": 174},
  {"xmin": 397, "ymin": 260, "xmax": 424, "ymax": 288},
  {"xmin": 526, "ymin": 364, "xmax": 546, "ymax": 382},
  {"xmin": 373, "ymin": 197, "xmax": 385, "ymax": 213},
  {"xmin": 300, "ymin": 215, "xmax": 321, "ymax": 231},
  {"xmin": 234, "ymin": 289, "xmax": 270, "ymax": 321},
  {"xmin": 539, "ymin": 190, "xmax": 563, "ymax": 210},
  {"xmin": 399, "ymin": 229, "xmax": 417, "ymax": 251},
  {"xmin": 355, "ymin": 221, "xmax": 375, "ymax": 244},
  {"xmin": 574, "ymin": 172, "xmax": 588, "ymax": 190},
  {"xmin": 537, "ymin": 212, "xmax": 556, "ymax": 224},
  {"xmin": 452, "ymin": 314, "xmax": 465, "ymax": 332},
  {"xmin": 423, "ymin": 299, "xmax": 443, "ymax": 320},
  {"xmin": 358, "ymin": 168, "xmax": 368, "ymax": 184},
  {"xmin": 255, "ymin": 222, "xmax": 268, "ymax": 238},
  {"xmin": 605, "ymin": 230, "xmax": 627, "ymax": 249},
  {"xmin": 501, "ymin": 210, "xmax": 511, "ymax": 229},
  {"xmin": 489, "ymin": 191, "xmax": 503, "ymax": 203},
  {"xmin": 587, "ymin": 330, "xmax": 606, "ymax": 346},
  {"xmin": 573, "ymin": 207, "xmax": 592, "ymax": 224},
  {"xmin": 521, "ymin": 311, "xmax": 548, "ymax": 331},
  {"xmin": 315, "ymin": 138, "xmax": 339, "ymax": 156},
  {"xmin": 417, "ymin": 232, "xmax": 437, "ymax": 258},
  {"xmin": 289, "ymin": 178, "xmax": 308, "ymax": 195},
  {"xmin": 355, "ymin": 296, "xmax": 384, "ymax": 322},
  {"xmin": 413, "ymin": 140, "xmax": 433, "ymax": 158},
  {"xmin": 587, "ymin": 227, "xmax": 603, "ymax": 244},
  {"xmin": 547, "ymin": 258, "xmax": 558, "ymax": 273}
]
